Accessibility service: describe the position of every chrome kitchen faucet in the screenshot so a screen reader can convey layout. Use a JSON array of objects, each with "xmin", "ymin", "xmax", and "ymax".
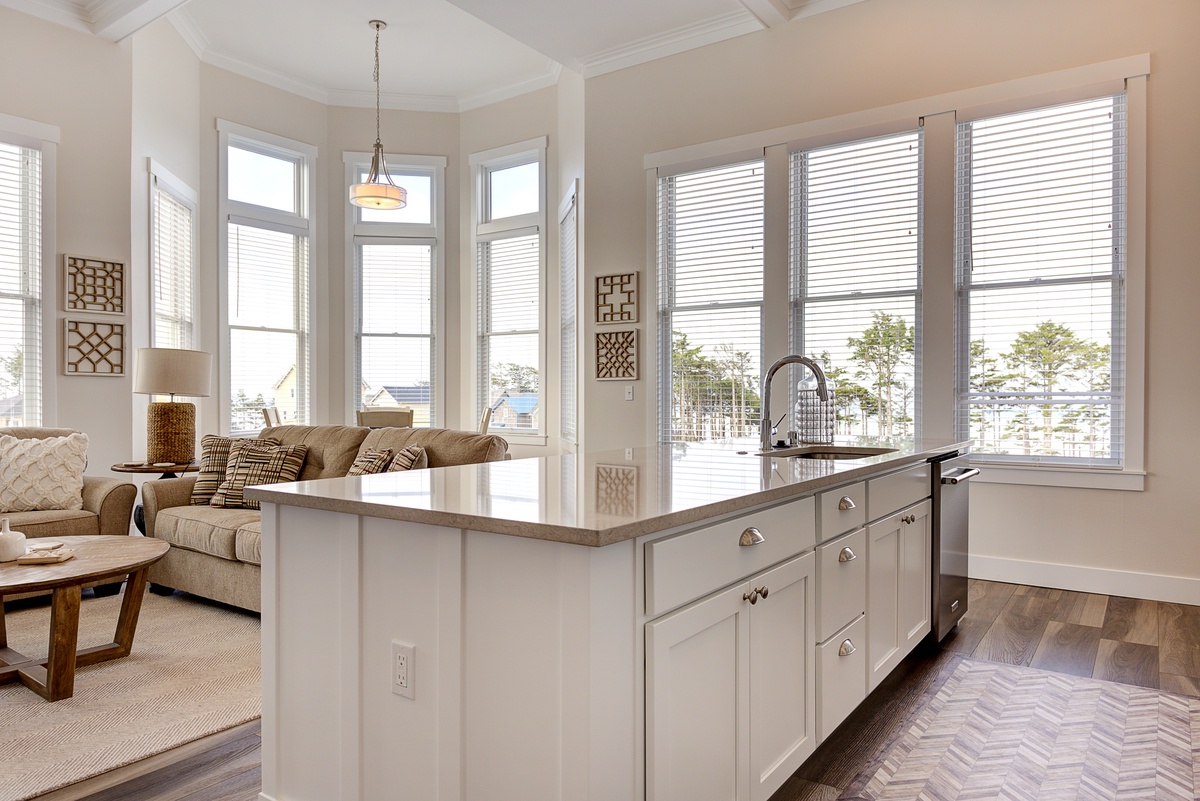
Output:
[{"xmin": 759, "ymin": 354, "xmax": 829, "ymax": 452}]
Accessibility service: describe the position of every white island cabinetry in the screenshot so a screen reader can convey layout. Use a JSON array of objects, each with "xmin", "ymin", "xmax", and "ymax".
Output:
[{"xmin": 251, "ymin": 440, "xmax": 964, "ymax": 801}]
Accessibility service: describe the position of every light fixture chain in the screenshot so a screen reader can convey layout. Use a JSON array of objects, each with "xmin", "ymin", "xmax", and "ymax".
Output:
[{"xmin": 374, "ymin": 25, "xmax": 382, "ymax": 146}]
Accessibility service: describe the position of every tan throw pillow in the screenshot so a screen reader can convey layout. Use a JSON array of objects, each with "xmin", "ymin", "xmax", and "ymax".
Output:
[
  {"xmin": 0, "ymin": 433, "xmax": 89, "ymax": 512},
  {"xmin": 210, "ymin": 443, "xmax": 308, "ymax": 510},
  {"xmin": 386, "ymin": 445, "xmax": 428, "ymax": 472},
  {"xmin": 191, "ymin": 435, "xmax": 281, "ymax": 506},
  {"xmin": 347, "ymin": 448, "xmax": 392, "ymax": 476}
]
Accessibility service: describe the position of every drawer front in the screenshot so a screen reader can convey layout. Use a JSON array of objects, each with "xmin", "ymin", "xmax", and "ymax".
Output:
[
  {"xmin": 817, "ymin": 481, "xmax": 866, "ymax": 542},
  {"xmin": 867, "ymin": 462, "xmax": 930, "ymax": 521},
  {"xmin": 646, "ymin": 496, "xmax": 816, "ymax": 617},
  {"xmin": 816, "ymin": 527, "xmax": 867, "ymax": 642},
  {"xmin": 817, "ymin": 613, "xmax": 867, "ymax": 742}
]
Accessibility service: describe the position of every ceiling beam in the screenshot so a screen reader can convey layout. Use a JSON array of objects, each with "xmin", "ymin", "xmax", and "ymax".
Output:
[
  {"xmin": 737, "ymin": 0, "xmax": 793, "ymax": 27},
  {"xmin": 88, "ymin": 0, "xmax": 190, "ymax": 41}
]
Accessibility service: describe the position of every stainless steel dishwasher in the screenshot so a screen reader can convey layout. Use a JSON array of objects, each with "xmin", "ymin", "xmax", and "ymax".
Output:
[{"xmin": 930, "ymin": 452, "xmax": 979, "ymax": 641}]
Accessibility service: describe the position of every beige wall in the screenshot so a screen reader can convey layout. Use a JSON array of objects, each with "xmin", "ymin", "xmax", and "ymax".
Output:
[{"xmin": 579, "ymin": 0, "xmax": 1200, "ymax": 600}]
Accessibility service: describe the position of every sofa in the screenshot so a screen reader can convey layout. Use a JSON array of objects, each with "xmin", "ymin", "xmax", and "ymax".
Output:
[
  {"xmin": 140, "ymin": 424, "xmax": 509, "ymax": 612},
  {"xmin": 0, "ymin": 426, "xmax": 138, "ymax": 598}
]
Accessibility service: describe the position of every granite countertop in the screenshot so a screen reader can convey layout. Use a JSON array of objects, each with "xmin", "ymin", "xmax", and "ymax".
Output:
[{"xmin": 246, "ymin": 437, "xmax": 969, "ymax": 547}]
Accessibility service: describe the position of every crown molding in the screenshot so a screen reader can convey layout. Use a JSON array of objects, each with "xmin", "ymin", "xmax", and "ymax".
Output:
[
  {"xmin": 458, "ymin": 60, "xmax": 562, "ymax": 112},
  {"xmin": 0, "ymin": 0, "xmax": 91, "ymax": 33},
  {"xmin": 577, "ymin": 10, "xmax": 764, "ymax": 78}
]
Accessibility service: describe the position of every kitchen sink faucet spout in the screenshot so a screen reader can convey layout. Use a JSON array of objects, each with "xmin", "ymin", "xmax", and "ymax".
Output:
[{"xmin": 760, "ymin": 355, "xmax": 828, "ymax": 452}]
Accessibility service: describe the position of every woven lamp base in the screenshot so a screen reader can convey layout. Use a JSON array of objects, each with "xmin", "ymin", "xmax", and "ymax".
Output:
[{"xmin": 146, "ymin": 401, "xmax": 196, "ymax": 464}]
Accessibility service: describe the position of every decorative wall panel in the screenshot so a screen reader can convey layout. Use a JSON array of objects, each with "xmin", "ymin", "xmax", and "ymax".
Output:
[
  {"xmin": 595, "ymin": 272, "xmax": 638, "ymax": 324},
  {"xmin": 64, "ymin": 255, "xmax": 125, "ymax": 315},
  {"xmin": 595, "ymin": 329, "xmax": 638, "ymax": 380},
  {"xmin": 64, "ymin": 319, "xmax": 125, "ymax": 376}
]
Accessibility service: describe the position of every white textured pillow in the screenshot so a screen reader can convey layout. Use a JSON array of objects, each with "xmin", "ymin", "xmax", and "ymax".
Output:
[{"xmin": 0, "ymin": 433, "xmax": 89, "ymax": 512}]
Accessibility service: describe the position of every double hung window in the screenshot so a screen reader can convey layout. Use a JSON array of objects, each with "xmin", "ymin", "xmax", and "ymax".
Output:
[
  {"xmin": 348, "ymin": 154, "xmax": 444, "ymax": 427},
  {"xmin": 956, "ymin": 96, "xmax": 1126, "ymax": 466},
  {"xmin": 0, "ymin": 124, "xmax": 49, "ymax": 427},
  {"xmin": 218, "ymin": 121, "xmax": 314, "ymax": 435},
  {"xmin": 791, "ymin": 131, "xmax": 922, "ymax": 439},
  {"xmin": 657, "ymin": 160, "xmax": 765, "ymax": 443},
  {"xmin": 473, "ymin": 139, "xmax": 545, "ymax": 437}
]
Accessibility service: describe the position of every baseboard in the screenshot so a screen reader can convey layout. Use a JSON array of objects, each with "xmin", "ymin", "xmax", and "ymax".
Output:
[{"xmin": 971, "ymin": 555, "xmax": 1200, "ymax": 605}]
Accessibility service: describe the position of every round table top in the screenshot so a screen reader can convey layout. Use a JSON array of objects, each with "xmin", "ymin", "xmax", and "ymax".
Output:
[
  {"xmin": 0, "ymin": 536, "xmax": 169, "ymax": 595},
  {"xmin": 110, "ymin": 462, "xmax": 199, "ymax": 474}
]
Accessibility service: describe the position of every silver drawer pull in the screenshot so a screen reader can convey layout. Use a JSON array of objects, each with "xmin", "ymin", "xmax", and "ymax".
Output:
[
  {"xmin": 739, "ymin": 527, "xmax": 765, "ymax": 547},
  {"xmin": 838, "ymin": 546, "xmax": 856, "ymax": 563},
  {"xmin": 838, "ymin": 496, "xmax": 856, "ymax": 511},
  {"xmin": 838, "ymin": 639, "xmax": 857, "ymax": 657}
]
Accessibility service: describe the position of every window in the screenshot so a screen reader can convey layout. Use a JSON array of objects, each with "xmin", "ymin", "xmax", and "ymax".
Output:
[
  {"xmin": 473, "ymin": 139, "xmax": 546, "ymax": 437},
  {"xmin": 0, "ymin": 119, "xmax": 52, "ymax": 428},
  {"xmin": 559, "ymin": 183, "xmax": 578, "ymax": 444},
  {"xmin": 347, "ymin": 154, "xmax": 445, "ymax": 427},
  {"xmin": 150, "ymin": 162, "xmax": 196, "ymax": 349},
  {"xmin": 956, "ymin": 95, "xmax": 1126, "ymax": 467},
  {"xmin": 791, "ymin": 131, "xmax": 922, "ymax": 439},
  {"xmin": 218, "ymin": 121, "xmax": 314, "ymax": 435},
  {"xmin": 657, "ymin": 160, "xmax": 764, "ymax": 443}
]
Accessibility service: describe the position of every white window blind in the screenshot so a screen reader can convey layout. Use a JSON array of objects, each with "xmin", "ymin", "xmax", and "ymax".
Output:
[
  {"xmin": 355, "ymin": 241, "xmax": 435, "ymax": 426},
  {"xmin": 151, "ymin": 179, "xmax": 195, "ymax": 349},
  {"xmin": 956, "ymin": 95, "xmax": 1125, "ymax": 466},
  {"xmin": 559, "ymin": 193, "xmax": 577, "ymax": 442},
  {"xmin": 478, "ymin": 233, "xmax": 540, "ymax": 432},
  {"xmin": 0, "ymin": 140, "xmax": 41, "ymax": 426},
  {"xmin": 657, "ymin": 160, "xmax": 764, "ymax": 443},
  {"xmin": 791, "ymin": 131, "xmax": 922, "ymax": 439}
]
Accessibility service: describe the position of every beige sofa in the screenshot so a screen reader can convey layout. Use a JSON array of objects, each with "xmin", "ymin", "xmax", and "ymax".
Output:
[{"xmin": 141, "ymin": 424, "xmax": 509, "ymax": 612}]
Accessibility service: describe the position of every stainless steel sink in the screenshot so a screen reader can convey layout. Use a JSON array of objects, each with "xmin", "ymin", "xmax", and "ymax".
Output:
[{"xmin": 755, "ymin": 445, "xmax": 897, "ymax": 460}]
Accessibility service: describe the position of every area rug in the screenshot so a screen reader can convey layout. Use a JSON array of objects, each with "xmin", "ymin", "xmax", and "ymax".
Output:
[
  {"xmin": 841, "ymin": 657, "xmax": 1200, "ymax": 800},
  {"xmin": 0, "ymin": 589, "xmax": 260, "ymax": 801}
]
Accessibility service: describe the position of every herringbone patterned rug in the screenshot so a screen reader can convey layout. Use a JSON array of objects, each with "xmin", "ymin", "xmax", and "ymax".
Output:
[
  {"xmin": 0, "ymin": 589, "xmax": 260, "ymax": 801},
  {"xmin": 842, "ymin": 658, "xmax": 1200, "ymax": 800}
]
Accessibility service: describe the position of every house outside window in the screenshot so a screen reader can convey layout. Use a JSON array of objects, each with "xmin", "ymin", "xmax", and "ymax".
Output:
[
  {"xmin": 150, "ymin": 161, "xmax": 197, "ymax": 350},
  {"xmin": 472, "ymin": 138, "xmax": 546, "ymax": 438},
  {"xmin": 956, "ymin": 95, "xmax": 1127, "ymax": 468},
  {"xmin": 347, "ymin": 153, "xmax": 445, "ymax": 428},
  {"xmin": 218, "ymin": 120, "xmax": 315, "ymax": 435},
  {"xmin": 0, "ymin": 118, "xmax": 53, "ymax": 428}
]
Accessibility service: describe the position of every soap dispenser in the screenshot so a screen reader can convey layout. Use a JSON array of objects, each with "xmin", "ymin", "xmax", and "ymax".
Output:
[{"xmin": 0, "ymin": 518, "xmax": 27, "ymax": 562}]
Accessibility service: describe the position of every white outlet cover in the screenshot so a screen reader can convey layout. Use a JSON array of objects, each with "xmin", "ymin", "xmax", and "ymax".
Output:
[{"xmin": 392, "ymin": 641, "xmax": 415, "ymax": 699}]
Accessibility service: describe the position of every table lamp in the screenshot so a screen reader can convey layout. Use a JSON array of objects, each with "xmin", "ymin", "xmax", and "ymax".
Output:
[{"xmin": 133, "ymin": 347, "xmax": 212, "ymax": 465}]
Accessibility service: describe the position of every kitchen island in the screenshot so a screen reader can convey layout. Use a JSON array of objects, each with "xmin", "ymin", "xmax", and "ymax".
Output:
[{"xmin": 248, "ymin": 437, "xmax": 967, "ymax": 801}]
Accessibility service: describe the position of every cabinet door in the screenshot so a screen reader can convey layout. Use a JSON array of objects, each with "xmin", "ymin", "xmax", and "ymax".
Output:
[
  {"xmin": 749, "ymin": 552, "xmax": 816, "ymax": 801},
  {"xmin": 647, "ymin": 582, "xmax": 750, "ymax": 801},
  {"xmin": 867, "ymin": 500, "xmax": 932, "ymax": 690}
]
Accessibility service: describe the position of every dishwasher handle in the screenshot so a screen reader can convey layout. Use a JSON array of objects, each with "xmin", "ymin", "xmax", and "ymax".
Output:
[{"xmin": 940, "ymin": 467, "xmax": 980, "ymax": 485}]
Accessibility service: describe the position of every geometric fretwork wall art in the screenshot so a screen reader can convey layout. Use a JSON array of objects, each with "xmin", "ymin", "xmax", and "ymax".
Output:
[
  {"xmin": 595, "ymin": 464, "xmax": 638, "ymax": 518},
  {"xmin": 64, "ymin": 318, "xmax": 125, "ymax": 376},
  {"xmin": 595, "ymin": 271, "xmax": 638, "ymax": 324},
  {"xmin": 595, "ymin": 329, "xmax": 637, "ymax": 381},
  {"xmin": 64, "ymin": 254, "xmax": 125, "ymax": 315}
]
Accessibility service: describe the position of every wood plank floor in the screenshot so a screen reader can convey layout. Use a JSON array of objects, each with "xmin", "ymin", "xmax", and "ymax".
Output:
[{"xmin": 45, "ymin": 580, "xmax": 1200, "ymax": 801}]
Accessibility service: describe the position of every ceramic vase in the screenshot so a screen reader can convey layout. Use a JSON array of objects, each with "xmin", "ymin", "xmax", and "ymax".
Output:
[{"xmin": 0, "ymin": 518, "xmax": 27, "ymax": 562}]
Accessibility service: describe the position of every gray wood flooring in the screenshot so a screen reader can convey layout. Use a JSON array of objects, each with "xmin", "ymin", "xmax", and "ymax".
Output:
[{"xmin": 45, "ymin": 580, "xmax": 1200, "ymax": 801}]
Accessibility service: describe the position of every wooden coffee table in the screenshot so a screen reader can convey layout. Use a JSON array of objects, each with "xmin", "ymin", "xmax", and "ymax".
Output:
[{"xmin": 0, "ymin": 536, "xmax": 170, "ymax": 701}]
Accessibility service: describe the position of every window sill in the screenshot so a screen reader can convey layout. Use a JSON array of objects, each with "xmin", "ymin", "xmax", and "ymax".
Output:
[
  {"xmin": 491, "ymin": 431, "xmax": 548, "ymax": 447},
  {"xmin": 970, "ymin": 461, "xmax": 1145, "ymax": 491}
]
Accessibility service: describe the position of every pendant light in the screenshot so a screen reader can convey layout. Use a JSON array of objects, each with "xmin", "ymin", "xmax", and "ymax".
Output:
[{"xmin": 349, "ymin": 20, "xmax": 407, "ymax": 210}]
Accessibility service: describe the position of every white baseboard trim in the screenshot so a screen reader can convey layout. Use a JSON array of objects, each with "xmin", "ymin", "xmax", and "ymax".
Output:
[{"xmin": 971, "ymin": 555, "xmax": 1200, "ymax": 605}]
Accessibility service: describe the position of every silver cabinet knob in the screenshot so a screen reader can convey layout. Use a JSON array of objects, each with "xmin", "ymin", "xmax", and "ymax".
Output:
[
  {"xmin": 838, "ymin": 639, "xmax": 857, "ymax": 657},
  {"xmin": 743, "ymin": 590, "xmax": 758, "ymax": 604},
  {"xmin": 901, "ymin": 514, "xmax": 916, "ymax": 525},
  {"xmin": 739, "ymin": 526, "xmax": 765, "ymax": 546},
  {"xmin": 838, "ymin": 546, "xmax": 856, "ymax": 563},
  {"xmin": 838, "ymin": 496, "xmax": 856, "ymax": 511},
  {"xmin": 756, "ymin": 585, "xmax": 768, "ymax": 600}
]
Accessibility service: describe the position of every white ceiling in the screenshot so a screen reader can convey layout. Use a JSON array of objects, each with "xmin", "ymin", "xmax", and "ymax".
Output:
[{"xmin": 1, "ymin": 0, "xmax": 867, "ymax": 111}]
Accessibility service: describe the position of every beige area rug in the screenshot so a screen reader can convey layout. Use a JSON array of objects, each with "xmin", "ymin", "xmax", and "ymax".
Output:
[
  {"xmin": 0, "ymin": 589, "xmax": 260, "ymax": 801},
  {"xmin": 842, "ymin": 657, "xmax": 1200, "ymax": 801}
]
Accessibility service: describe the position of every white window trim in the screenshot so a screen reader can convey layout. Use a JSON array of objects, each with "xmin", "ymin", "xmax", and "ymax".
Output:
[
  {"xmin": 216, "ymin": 119, "xmax": 316, "ymax": 436},
  {"xmin": 0, "ymin": 112, "xmax": 58, "ymax": 427},
  {"xmin": 342, "ymin": 151, "xmax": 447, "ymax": 426},
  {"xmin": 148, "ymin": 158, "xmax": 198, "ymax": 350},
  {"xmin": 558, "ymin": 179, "xmax": 579, "ymax": 448},
  {"xmin": 471, "ymin": 136, "xmax": 548, "ymax": 443},
  {"xmin": 644, "ymin": 55, "xmax": 1148, "ymax": 490}
]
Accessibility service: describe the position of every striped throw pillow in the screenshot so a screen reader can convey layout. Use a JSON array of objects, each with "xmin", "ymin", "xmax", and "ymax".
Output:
[
  {"xmin": 210, "ymin": 443, "xmax": 308, "ymax": 510},
  {"xmin": 386, "ymin": 445, "xmax": 428, "ymax": 472},
  {"xmin": 190, "ymin": 436, "xmax": 281, "ymax": 506},
  {"xmin": 347, "ymin": 448, "xmax": 392, "ymax": 476}
]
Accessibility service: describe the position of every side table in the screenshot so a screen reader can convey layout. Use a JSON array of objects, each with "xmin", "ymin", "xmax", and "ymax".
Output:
[{"xmin": 110, "ymin": 462, "xmax": 199, "ymax": 535}]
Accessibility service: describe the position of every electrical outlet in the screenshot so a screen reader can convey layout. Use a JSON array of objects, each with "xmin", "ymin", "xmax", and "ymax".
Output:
[
  {"xmin": 392, "ymin": 641, "xmax": 415, "ymax": 699},
  {"xmin": 624, "ymin": 385, "xmax": 634, "ymax": 401}
]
